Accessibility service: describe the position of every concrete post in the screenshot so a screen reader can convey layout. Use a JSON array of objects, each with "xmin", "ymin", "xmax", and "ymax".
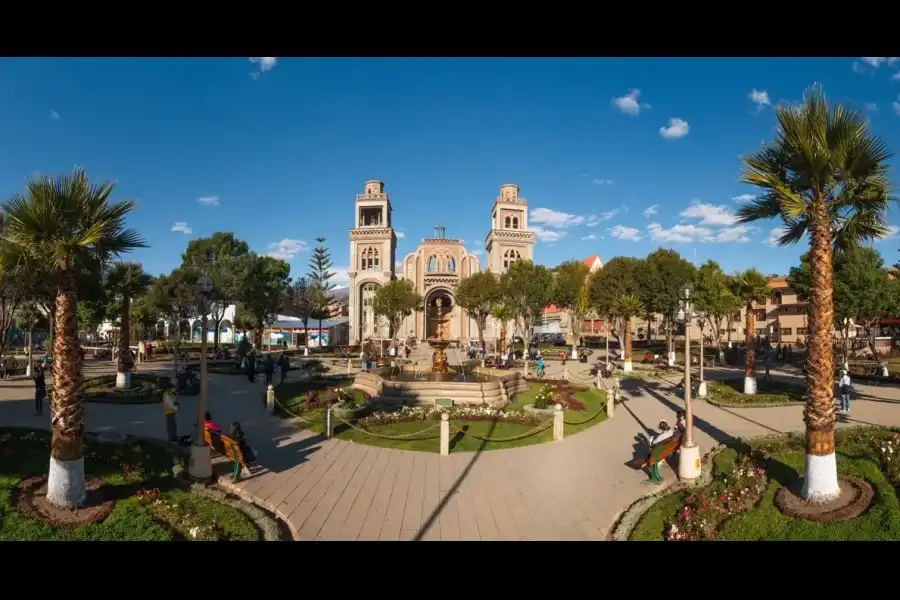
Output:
[
  {"xmin": 553, "ymin": 403, "xmax": 564, "ymax": 441},
  {"xmin": 266, "ymin": 384, "xmax": 275, "ymax": 415},
  {"xmin": 563, "ymin": 364, "xmax": 569, "ymax": 381},
  {"xmin": 325, "ymin": 405, "xmax": 333, "ymax": 438},
  {"xmin": 347, "ymin": 358, "xmax": 352, "ymax": 375},
  {"xmin": 440, "ymin": 413, "xmax": 450, "ymax": 456}
]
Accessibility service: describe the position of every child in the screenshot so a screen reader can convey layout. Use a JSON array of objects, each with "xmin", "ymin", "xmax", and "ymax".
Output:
[
  {"xmin": 536, "ymin": 357, "xmax": 545, "ymax": 377},
  {"xmin": 33, "ymin": 366, "xmax": 46, "ymax": 416}
]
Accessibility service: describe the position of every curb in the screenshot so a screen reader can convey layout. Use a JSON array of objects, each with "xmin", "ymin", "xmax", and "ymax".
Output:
[
  {"xmin": 705, "ymin": 396, "xmax": 805, "ymax": 409},
  {"xmin": 216, "ymin": 476, "xmax": 300, "ymax": 541}
]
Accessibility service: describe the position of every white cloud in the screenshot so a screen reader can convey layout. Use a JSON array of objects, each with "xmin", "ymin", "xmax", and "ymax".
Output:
[
  {"xmin": 585, "ymin": 208, "xmax": 624, "ymax": 227},
  {"xmin": 609, "ymin": 225, "xmax": 642, "ymax": 241},
  {"xmin": 648, "ymin": 223, "xmax": 753, "ymax": 244},
  {"xmin": 396, "ymin": 231, "xmax": 406, "ymax": 239},
  {"xmin": 196, "ymin": 196, "xmax": 220, "ymax": 206},
  {"xmin": 330, "ymin": 266, "xmax": 350, "ymax": 286},
  {"xmin": 592, "ymin": 178, "xmax": 614, "ymax": 186},
  {"xmin": 471, "ymin": 249, "xmax": 483, "ymax": 255},
  {"xmin": 581, "ymin": 234, "xmax": 597, "ymax": 241},
  {"xmin": 642, "ymin": 204, "xmax": 659, "ymax": 218},
  {"xmin": 749, "ymin": 89, "xmax": 770, "ymax": 108},
  {"xmin": 893, "ymin": 72, "xmax": 900, "ymax": 81},
  {"xmin": 861, "ymin": 57, "xmax": 897, "ymax": 68},
  {"xmin": 877, "ymin": 226, "xmax": 900, "ymax": 242},
  {"xmin": 530, "ymin": 225, "xmax": 565, "ymax": 242},
  {"xmin": 50, "ymin": 110, "xmax": 60, "ymax": 120},
  {"xmin": 732, "ymin": 194, "xmax": 756, "ymax": 203},
  {"xmin": 612, "ymin": 89, "xmax": 649, "ymax": 116},
  {"xmin": 864, "ymin": 102, "xmax": 879, "ymax": 112},
  {"xmin": 763, "ymin": 227, "xmax": 787, "ymax": 247},
  {"xmin": 659, "ymin": 118, "xmax": 689, "ymax": 140},
  {"xmin": 249, "ymin": 57, "xmax": 277, "ymax": 78},
  {"xmin": 265, "ymin": 239, "xmax": 308, "ymax": 260},
  {"xmin": 680, "ymin": 202, "xmax": 737, "ymax": 226},
  {"xmin": 894, "ymin": 98, "xmax": 900, "ymax": 115},
  {"xmin": 171, "ymin": 222, "xmax": 192, "ymax": 235},
  {"xmin": 530, "ymin": 207, "xmax": 584, "ymax": 228}
]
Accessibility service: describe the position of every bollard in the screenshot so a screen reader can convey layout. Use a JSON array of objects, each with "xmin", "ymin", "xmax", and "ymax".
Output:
[
  {"xmin": 325, "ymin": 405, "xmax": 333, "ymax": 438},
  {"xmin": 440, "ymin": 413, "xmax": 450, "ymax": 456},
  {"xmin": 607, "ymin": 385, "xmax": 615, "ymax": 419},
  {"xmin": 347, "ymin": 359, "xmax": 352, "ymax": 375},
  {"xmin": 553, "ymin": 403, "xmax": 564, "ymax": 441},
  {"xmin": 266, "ymin": 384, "xmax": 275, "ymax": 415},
  {"xmin": 563, "ymin": 365, "xmax": 569, "ymax": 381}
]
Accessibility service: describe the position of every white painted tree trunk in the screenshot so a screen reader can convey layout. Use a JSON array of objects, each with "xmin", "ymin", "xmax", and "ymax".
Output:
[
  {"xmin": 47, "ymin": 456, "xmax": 87, "ymax": 508},
  {"xmin": 718, "ymin": 351, "xmax": 725, "ymax": 364},
  {"xmin": 26, "ymin": 363, "xmax": 32, "ymax": 377},
  {"xmin": 743, "ymin": 377, "xmax": 757, "ymax": 394},
  {"xmin": 801, "ymin": 453, "xmax": 841, "ymax": 503},
  {"xmin": 623, "ymin": 360, "xmax": 633, "ymax": 372},
  {"xmin": 667, "ymin": 351, "xmax": 675, "ymax": 367},
  {"xmin": 116, "ymin": 370, "xmax": 131, "ymax": 390}
]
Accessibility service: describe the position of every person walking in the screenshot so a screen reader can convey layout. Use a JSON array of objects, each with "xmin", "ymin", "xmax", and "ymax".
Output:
[
  {"xmin": 33, "ymin": 365, "xmax": 47, "ymax": 416},
  {"xmin": 0, "ymin": 356, "xmax": 7, "ymax": 381},
  {"xmin": 838, "ymin": 369, "xmax": 852, "ymax": 414},
  {"xmin": 161, "ymin": 379, "xmax": 179, "ymax": 443},
  {"xmin": 263, "ymin": 354, "xmax": 275, "ymax": 385},
  {"xmin": 278, "ymin": 353, "xmax": 290, "ymax": 384},
  {"xmin": 246, "ymin": 349, "xmax": 256, "ymax": 383}
]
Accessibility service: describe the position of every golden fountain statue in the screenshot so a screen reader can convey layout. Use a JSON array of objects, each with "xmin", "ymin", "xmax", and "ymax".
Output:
[{"xmin": 429, "ymin": 298, "xmax": 450, "ymax": 373}]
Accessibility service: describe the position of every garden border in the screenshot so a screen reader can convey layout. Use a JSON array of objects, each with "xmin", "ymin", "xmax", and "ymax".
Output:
[
  {"xmin": 704, "ymin": 395, "xmax": 805, "ymax": 409},
  {"xmin": 215, "ymin": 476, "xmax": 301, "ymax": 541}
]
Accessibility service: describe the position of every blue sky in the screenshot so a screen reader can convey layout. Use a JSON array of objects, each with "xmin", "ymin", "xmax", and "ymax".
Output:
[{"xmin": 2, "ymin": 57, "xmax": 899, "ymax": 286}]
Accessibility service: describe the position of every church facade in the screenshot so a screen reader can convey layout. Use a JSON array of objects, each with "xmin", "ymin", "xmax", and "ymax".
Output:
[{"xmin": 347, "ymin": 180, "xmax": 535, "ymax": 345}]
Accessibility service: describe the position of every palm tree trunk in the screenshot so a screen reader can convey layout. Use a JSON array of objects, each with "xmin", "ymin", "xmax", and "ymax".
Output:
[
  {"xmin": 623, "ymin": 317, "xmax": 633, "ymax": 372},
  {"xmin": 46, "ymin": 270, "xmax": 87, "ymax": 508},
  {"xmin": 744, "ymin": 303, "xmax": 757, "ymax": 394},
  {"xmin": 116, "ymin": 295, "xmax": 132, "ymax": 390},
  {"xmin": 478, "ymin": 320, "xmax": 486, "ymax": 367},
  {"xmin": 802, "ymin": 202, "xmax": 839, "ymax": 503},
  {"xmin": 26, "ymin": 328, "xmax": 33, "ymax": 377}
]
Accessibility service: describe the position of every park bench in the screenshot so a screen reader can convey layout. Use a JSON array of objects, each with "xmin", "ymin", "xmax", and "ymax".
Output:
[
  {"xmin": 203, "ymin": 428, "xmax": 250, "ymax": 482},
  {"xmin": 627, "ymin": 431, "xmax": 683, "ymax": 471}
]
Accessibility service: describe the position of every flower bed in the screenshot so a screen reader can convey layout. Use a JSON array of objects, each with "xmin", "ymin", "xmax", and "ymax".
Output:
[
  {"xmin": 630, "ymin": 428, "xmax": 900, "ymax": 541},
  {"xmin": 705, "ymin": 379, "xmax": 805, "ymax": 407},
  {"xmin": 82, "ymin": 374, "xmax": 167, "ymax": 404},
  {"xmin": 357, "ymin": 404, "xmax": 543, "ymax": 428},
  {"xmin": 0, "ymin": 428, "xmax": 271, "ymax": 541}
]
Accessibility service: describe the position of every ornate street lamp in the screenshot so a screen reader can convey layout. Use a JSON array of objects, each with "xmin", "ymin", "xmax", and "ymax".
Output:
[
  {"xmin": 189, "ymin": 275, "xmax": 213, "ymax": 481},
  {"xmin": 676, "ymin": 283, "xmax": 701, "ymax": 481}
]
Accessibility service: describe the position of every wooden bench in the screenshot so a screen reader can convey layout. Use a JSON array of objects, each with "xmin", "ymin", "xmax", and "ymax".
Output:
[
  {"xmin": 203, "ymin": 428, "xmax": 250, "ymax": 482},
  {"xmin": 628, "ymin": 431, "xmax": 683, "ymax": 470}
]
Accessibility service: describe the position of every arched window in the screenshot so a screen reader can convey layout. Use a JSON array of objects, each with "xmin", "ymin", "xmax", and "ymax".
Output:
[
  {"xmin": 505, "ymin": 216, "xmax": 511, "ymax": 228},
  {"xmin": 361, "ymin": 248, "xmax": 380, "ymax": 271},
  {"xmin": 427, "ymin": 256, "xmax": 436, "ymax": 273},
  {"xmin": 448, "ymin": 257, "xmax": 456, "ymax": 272},
  {"xmin": 771, "ymin": 291, "xmax": 782, "ymax": 306},
  {"xmin": 503, "ymin": 249, "xmax": 521, "ymax": 272},
  {"xmin": 512, "ymin": 216, "xmax": 519, "ymax": 229}
]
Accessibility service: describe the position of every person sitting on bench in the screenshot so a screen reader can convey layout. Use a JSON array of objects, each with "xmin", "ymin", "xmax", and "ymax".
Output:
[
  {"xmin": 649, "ymin": 420, "xmax": 675, "ymax": 446},
  {"xmin": 229, "ymin": 422, "xmax": 257, "ymax": 463},
  {"xmin": 647, "ymin": 420, "xmax": 677, "ymax": 484},
  {"xmin": 204, "ymin": 411, "xmax": 223, "ymax": 435},
  {"xmin": 675, "ymin": 411, "xmax": 686, "ymax": 433}
]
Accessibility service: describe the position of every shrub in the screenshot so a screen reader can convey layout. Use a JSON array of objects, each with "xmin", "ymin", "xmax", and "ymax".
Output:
[
  {"xmin": 874, "ymin": 433, "xmax": 900, "ymax": 484},
  {"xmin": 533, "ymin": 384, "xmax": 555, "ymax": 409}
]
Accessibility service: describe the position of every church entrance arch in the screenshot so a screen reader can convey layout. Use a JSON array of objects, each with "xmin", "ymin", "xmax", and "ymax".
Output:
[{"xmin": 424, "ymin": 288, "xmax": 454, "ymax": 340}]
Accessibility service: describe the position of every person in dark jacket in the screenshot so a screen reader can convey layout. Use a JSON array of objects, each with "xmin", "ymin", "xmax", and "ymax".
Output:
[
  {"xmin": 245, "ymin": 349, "xmax": 256, "ymax": 383},
  {"xmin": 229, "ymin": 422, "xmax": 257, "ymax": 463},
  {"xmin": 278, "ymin": 353, "xmax": 290, "ymax": 384},
  {"xmin": 33, "ymin": 366, "xmax": 47, "ymax": 416},
  {"xmin": 263, "ymin": 354, "xmax": 275, "ymax": 385}
]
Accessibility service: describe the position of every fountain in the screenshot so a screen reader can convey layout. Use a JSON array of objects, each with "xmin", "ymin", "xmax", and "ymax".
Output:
[{"xmin": 352, "ymin": 296, "xmax": 528, "ymax": 406}]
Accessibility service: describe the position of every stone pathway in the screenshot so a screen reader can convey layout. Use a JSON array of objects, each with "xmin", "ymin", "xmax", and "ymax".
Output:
[{"xmin": 1, "ymin": 357, "xmax": 898, "ymax": 540}]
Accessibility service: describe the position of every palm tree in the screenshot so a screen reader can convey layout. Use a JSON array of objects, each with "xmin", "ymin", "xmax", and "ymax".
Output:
[
  {"xmin": 736, "ymin": 84, "xmax": 893, "ymax": 503},
  {"xmin": 106, "ymin": 262, "xmax": 153, "ymax": 390},
  {"xmin": 615, "ymin": 294, "xmax": 644, "ymax": 372},
  {"xmin": 0, "ymin": 169, "xmax": 146, "ymax": 508},
  {"xmin": 491, "ymin": 304, "xmax": 515, "ymax": 357},
  {"xmin": 733, "ymin": 269, "xmax": 771, "ymax": 394}
]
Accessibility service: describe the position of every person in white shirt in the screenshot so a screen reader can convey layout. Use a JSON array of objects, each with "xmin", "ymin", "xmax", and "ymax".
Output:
[
  {"xmin": 649, "ymin": 420, "xmax": 675, "ymax": 446},
  {"xmin": 161, "ymin": 379, "xmax": 179, "ymax": 443},
  {"xmin": 838, "ymin": 370, "xmax": 852, "ymax": 413}
]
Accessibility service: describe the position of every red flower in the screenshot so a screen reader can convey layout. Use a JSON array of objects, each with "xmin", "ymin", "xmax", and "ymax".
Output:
[
  {"xmin": 702, "ymin": 503, "xmax": 709, "ymax": 509},
  {"xmin": 718, "ymin": 495, "xmax": 724, "ymax": 501},
  {"xmin": 123, "ymin": 464, "xmax": 130, "ymax": 472}
]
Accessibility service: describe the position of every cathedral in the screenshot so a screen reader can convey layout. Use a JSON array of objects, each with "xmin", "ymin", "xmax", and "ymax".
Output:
[{"xmin": 347, "ymin": 180, "xmax": 535, "ymax": 345}]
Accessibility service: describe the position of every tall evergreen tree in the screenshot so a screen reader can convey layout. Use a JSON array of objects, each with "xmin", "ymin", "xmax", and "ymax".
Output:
[{"xmin": 307, "ymin": 237, "xmax": 336, "ymax": 347}]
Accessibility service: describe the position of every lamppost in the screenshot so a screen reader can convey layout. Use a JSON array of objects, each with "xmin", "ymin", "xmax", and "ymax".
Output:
[
  {"xmin": 696, "ymin": 309, "xmax": 707, "ymax": 398},
  {"xmin": 189, "ymin": 275, "xmax": 213, "ymax": 481},
  {"xmin": 676, "ymin": 283, "xmax": 701, "ymax": 481}
]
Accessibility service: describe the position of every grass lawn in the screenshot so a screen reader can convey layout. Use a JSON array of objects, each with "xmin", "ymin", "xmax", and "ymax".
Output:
[
  {"xmin": 272, "ymin": 380, "xmax": 607, "ymax": 453},
  {"xmin": 707, "ymin": 379, "xmax": 805, "ymax": 406},
  {"xmin": 630, "ymin": 428, "xmax": 900, "ymax": 541},
  {"xmin": 0, "ymin": 429, "xmax": 262, "ymax": 541},
  {"xmin": 83, "ymin": 374, "xmax": 165, "ymax": 403}
]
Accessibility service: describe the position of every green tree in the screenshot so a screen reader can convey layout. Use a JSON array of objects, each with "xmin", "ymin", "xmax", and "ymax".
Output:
[
  {"xmin": 693, "ymin": 260, "xmax": 739, "ymax": 360},
  {"xmin": 131, "ymin": 295, "xmax": 160, "ymax": 342},
  {"xmin": 240, "ymin": 254, "xmax": 292, "ymax": 349},
  {"xmin": 736, "ymin": 85, "xmax": 894, "ymax": 501},
  {"xmin": 490, "ymin": 303, "xmax": 515, "ymax": 356},
  {"xmin": 77, "ymin": 297, "xmax": 110, "ymax": 340},
  {"xmin": 15, "ymin": 301, "xmax": 46, "ymax": 376},
  {"xmin": 455, "ymin": 271, "xmax": 501, "ymax": 354},
  {"xmin": 615, "ymin": 294, "xmax": 644, "ymax": 367},
  {"xmin": 551, "ymin": 260, "xmax": 591, "ymax": 353},
  {"xmin": 106, "ymin": 262, "xmax": 153, "ymax": 389},
  {"xmin": 291, "ymin": 277, "xmax": 314, "ymax": 351},
  {"xmin": 0, "ymin": 168, "xmax": 146, "ymax": 508},
  {"xmin": 588, "ymin": 256, "xmax": 643, "ymax": 347},
  {"xmin": 733, "ymin": 268, "xmax": 771, "ymax": 392},
  {"xmin": 0, "ymin": 256, "xmax": 29, "ymax": 356},
  {"xmin": 500, "ymin": 260, "xmax": 553, "ymax": 349},
  {"xmin": 181, "ymin": 232, "xmax": 250, "ymax": 347},
  {"xmin": 638, "ymin": 249, "xmax": 695, "ymax": 364},
  {"xmin": 307, "ymin": 237, "xmax": 336, "ymax": 348},
  {"xmin": 372, "ymin": 279, "xmax": 422, "ymax": 349},
  {"xmin": 148, "ymin": 269, "xmax": 198, "ymax": 373}
]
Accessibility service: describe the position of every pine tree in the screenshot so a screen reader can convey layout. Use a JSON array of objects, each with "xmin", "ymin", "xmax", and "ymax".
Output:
[{"xmin": 307, "ymin": 237, "xmax": 336, "ymax": 347}]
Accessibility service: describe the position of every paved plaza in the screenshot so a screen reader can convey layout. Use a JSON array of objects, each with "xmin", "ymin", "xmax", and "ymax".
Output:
[{"xmin": 1, "ymin": 354, "xmax": 898, "ymax": 540}]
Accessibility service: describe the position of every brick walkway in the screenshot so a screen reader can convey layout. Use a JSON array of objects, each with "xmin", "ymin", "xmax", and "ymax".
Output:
[{"xmin": 1, "ymin": 357, "xmax": 898, "ymax": 540}]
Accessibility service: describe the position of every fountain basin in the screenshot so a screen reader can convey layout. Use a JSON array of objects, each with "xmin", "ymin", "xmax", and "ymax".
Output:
[{"xmin": 353, "ymin": 365, "xmax": 529, "ymax": 408}]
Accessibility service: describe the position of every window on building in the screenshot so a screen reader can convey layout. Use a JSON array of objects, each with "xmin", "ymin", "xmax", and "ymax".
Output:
[
  {"xmin": 361, "ymin": 247, "xmax": 380, "ymax": 270},
  {"xmin": 427, "ymin": 256, "xmax": 436, "ymax": 273},
  {"xmin": 756, "ymin": 328, "xmax": 766, "ymax": 335},
  {"xmin": 503, "ymin": 249, "xmax": 521, "ymax": 272},
  {"xmin": 797, "ymin": 328, "xmax": 807, "ymax": 335},
  {"xmin": 771, "ymin": 292, "xmax": 782, "ymax": 305},
  {"xmin": 448, "ymin": 257, "xmax": 456, "ymax": 272},
  {"xmin": 512, "ymin": 216, "xmax": 519, "ymax": 229},
  {"xmin": 755, "ymin": 310, "xmax": 766, "ymax": 320},
  {"xmin": 504, "ymin": 216, "xmax": 511, "ymax": 228},
  {"xmin": 780, "ymin": 328, "xmax": 792, "ymax": 336}
]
